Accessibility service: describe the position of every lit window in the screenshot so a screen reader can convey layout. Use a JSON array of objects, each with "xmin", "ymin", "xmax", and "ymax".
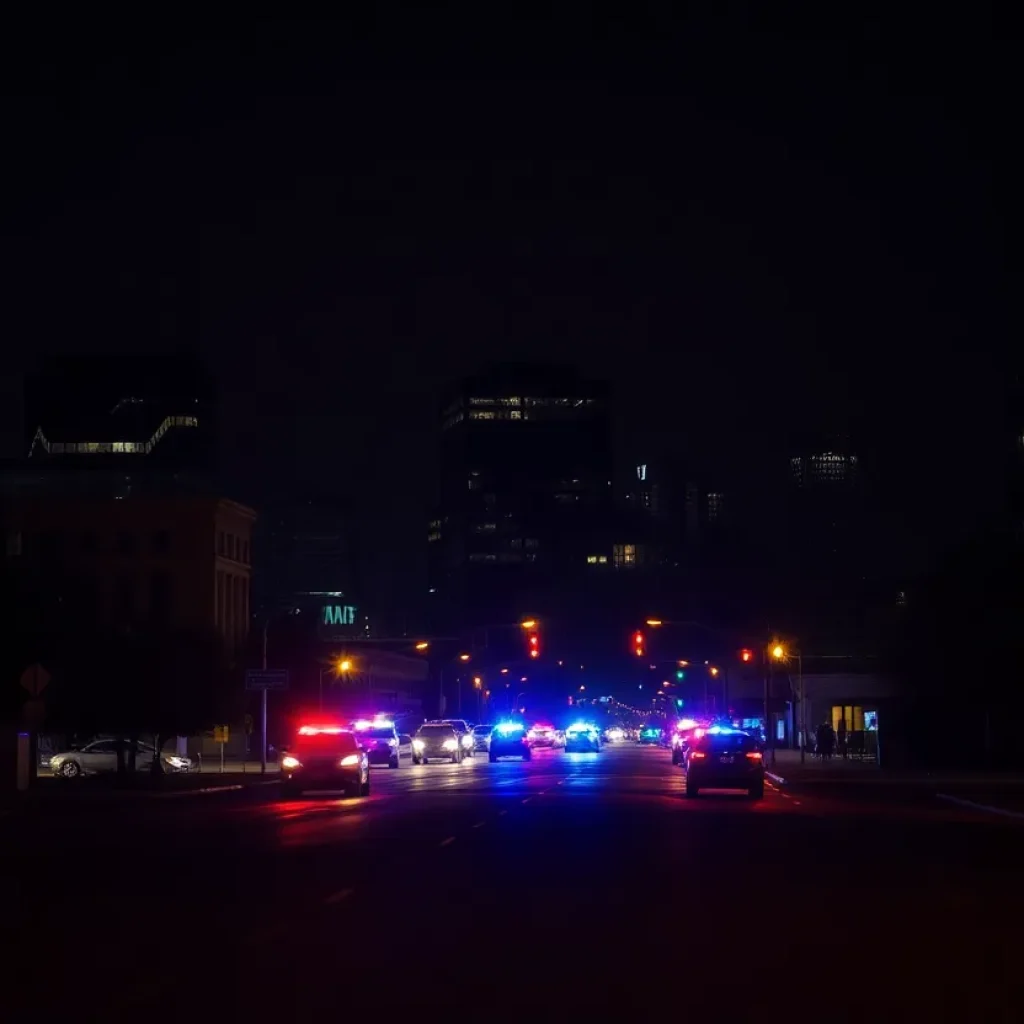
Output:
[
  {"xmin": 510, "ymin": 410, "xmax": 522, "ymax": 420},
  {"xmin": 586, "ymin": 555, "xmax": 598, "ymax": 564},
  {"xmin": 598, "ymin": 555, "xmax": 608, "ymax": 564},
  {"xmin": 613, "ymin": 544, "xmax": 637, "ymax": 568},
  {"xmin": 498, "ymin": 397, "xmax": 521, "ymax": 406},
  {"xmin": 470, "ymin": 410, "xmax": 496, "ymax": 421},
  {"xmin": 473, "ymin": 523, "xmax": 497, "ymax": 533},
  {"xmin": 469, "ymin": 397, "xmax": 495, "ymax": 406}
]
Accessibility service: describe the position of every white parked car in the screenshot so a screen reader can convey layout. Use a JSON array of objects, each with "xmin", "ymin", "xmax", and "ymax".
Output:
[{"xmin": 49, "ymin": 739, "xmax": 192, "ymax": 778}]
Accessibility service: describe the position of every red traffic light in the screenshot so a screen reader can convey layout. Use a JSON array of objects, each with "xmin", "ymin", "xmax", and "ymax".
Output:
[
  {"xmin": 740, "ymin": 648, "xmax": 753, "ymax": 663},
  {"xmin": 526, "ymin": 630, "xmax": 540, "ymax": 659},
  {"xmin": 633, "ymin": 631, "xmax": 645, "ymax": 657}
]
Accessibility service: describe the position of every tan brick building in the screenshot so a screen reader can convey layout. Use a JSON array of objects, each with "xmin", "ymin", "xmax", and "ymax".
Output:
[{"xmin": 4, "ymin": 495, "xmax": 255, "ymax": 657}]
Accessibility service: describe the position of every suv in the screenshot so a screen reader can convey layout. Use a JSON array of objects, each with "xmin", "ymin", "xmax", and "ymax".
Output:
[
  {"xmin": 358, "ymin": 721, "xmax": 402, "ymax": 769},
  {"xmin": 413, "ymin": 723, "xmax": 464, "ymax": 764},
  {"xmin": 437, "ymin": 719, "xmax": 475, "ymax": 758},
  {"xmin": 684, "ymin": 728, "xmax": 764, "ymax": 799}
]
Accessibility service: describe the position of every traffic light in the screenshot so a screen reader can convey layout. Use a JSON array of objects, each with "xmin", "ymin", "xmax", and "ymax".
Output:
[
  {"xmin": 676, "ymin": 698, "xmax": 684, "ymax": 707},
  {"xmin": 633, "ymin": 631, "xmax": 645, "ymax": 657},
  {"xmin": 527, "ymin": 629, "xmax": 540, "ymax": 659},
  {"xmin": 740, "ymin": 648, "xmax": 753, "ymax": 663},
  {"xmin": 675, "ymin": 669, "xmax": 685, "ymax": 680}
]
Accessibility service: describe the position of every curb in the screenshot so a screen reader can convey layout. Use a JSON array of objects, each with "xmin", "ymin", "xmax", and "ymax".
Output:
[
  {"xmin": 936, "ymin": 793, "xmax": 1024, "ymax": 821},
  {"xmin": 158, "ymin": 779, "xmax": 281, "ymax": 798}
]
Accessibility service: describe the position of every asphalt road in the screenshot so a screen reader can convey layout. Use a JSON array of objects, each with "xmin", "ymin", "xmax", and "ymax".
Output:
[{"xmin": 3, "ymin": 744, "xmax": 1023, "ymax": 1020}]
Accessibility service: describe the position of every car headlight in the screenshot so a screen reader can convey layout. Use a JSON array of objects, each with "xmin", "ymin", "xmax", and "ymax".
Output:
[
  {"xmin": 165, "ymin": 756, "xmax": 188, "ymax": 768},
  {"xmin": 388, "ymin": 738, "xmax": 398, "ymax": 747},
  {"xmin": 281, "ymin": 755, "xmax": 301, "ymax": 769},
  {"xmin": 412, "ymin": 739, "xmax": 425, "ymax": 751},
  {"xmin": 461, "ymin": 734, "xmax": 473, "ymax": 748},
  {"xmin": 442, "ymin": 738, "xmax": 458, "ymax": 751},
  {"xmin": 339, "ymin": 754, "xmax": 361, "ymax": 767}
]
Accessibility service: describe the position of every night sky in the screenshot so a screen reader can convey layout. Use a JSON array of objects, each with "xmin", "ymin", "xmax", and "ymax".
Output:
[{"xmin": 1, "ymin": 10, "xmax": 1006, "ymax": 606}]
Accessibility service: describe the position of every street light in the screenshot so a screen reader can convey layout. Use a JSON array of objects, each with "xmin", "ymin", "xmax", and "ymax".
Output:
[
  {"xmin": 458, "ymin": 653, "xmax": 471, "ymax": 662},
  {"xmin": 520, "ymin": 619, "xmax": 538, "ymax": 630},
  {"xmin": 645, "ymin": 618, "xmax": 663, "ymax": 627},
  {"xmin": 414, "ymin": 641, "xmax": 429, "ymax": 651},
  {"xmin": 771, "ymin": 642, "xmax": 805, "ymax": 764},
  {"xmin": 319, "ymin": 657, "xmax": 350, "ymax": 712}
]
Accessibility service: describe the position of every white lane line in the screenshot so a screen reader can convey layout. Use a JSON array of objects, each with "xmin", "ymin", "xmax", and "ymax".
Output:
[
  {"xmin": 521, "ymin": 797, "xmax": 532, "ymax": 804},
  {"xmin": 325, "ymin": 888, "xmax": 353, "ymax": 905},
  {"xmin": 472, "ymin": 820, "xmax": 486, "ymax": 828},
  {"xmin": 439, "ymin": 836, "xmax": 457, "ymax": 847}
]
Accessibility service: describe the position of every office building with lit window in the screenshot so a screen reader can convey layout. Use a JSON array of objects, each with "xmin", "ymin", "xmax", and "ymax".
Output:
[{"xmin": 428, "ymin": 364, "xmax": 613, "ymax": 630}]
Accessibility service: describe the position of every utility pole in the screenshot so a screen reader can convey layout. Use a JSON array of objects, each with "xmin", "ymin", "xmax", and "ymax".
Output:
[{"xmin": 261, "ymin": 619, "xmax": 269, "ymax": 774}]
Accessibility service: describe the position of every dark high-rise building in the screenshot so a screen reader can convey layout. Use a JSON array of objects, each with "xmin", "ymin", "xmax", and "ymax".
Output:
[
  {"xmin": 9, "ymin": 353, "xmax": 216, "ymax": 498},
  {"xmin": 252, "ymin": 494, "xmax": 355, "ymax": 624},
  {"xmin": 429, "ymin": 364, "xmax": 613, "ymax": 630}
]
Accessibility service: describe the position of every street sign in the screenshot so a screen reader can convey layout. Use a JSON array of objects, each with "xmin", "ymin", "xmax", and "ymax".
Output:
[
  {"xmin": 213, "ymin": 725, "xmax": 229, "ymax": 743},
  {"xmin": 20, "ymin": 663, "xmax": 50, "ymax": 697},
  {"xmin": 245, "ymin": 669, "xmax": 289, "ymax": 691}
]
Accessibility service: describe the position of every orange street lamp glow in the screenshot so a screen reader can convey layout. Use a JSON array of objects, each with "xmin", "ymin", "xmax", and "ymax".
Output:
[
  {"xmin": 414, "ymin": 641, "xmax": 429, "ymax": 651},
  {"xmin": 458, "ymin": 653, "xmax": 471, "ymax": 662},
  {"xmin": 520, "ymin": 619, "xmax": 538, "ymax": 629},
  {"xmin": 645, "ymin": 618, "xmax": 663, "ymax": 627},
  {"xmin": 339, "ymin": 659, "xmax": 353, "ymax": 672},
  {"xmin": 771, "ymin": 644, "xmax": 785, "ymax": 660}
]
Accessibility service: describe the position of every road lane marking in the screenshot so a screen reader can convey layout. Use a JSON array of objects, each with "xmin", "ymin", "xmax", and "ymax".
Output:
[
  {"xmin": 325, "ymin": 888, "xmax": 353, "ymax": 905},
  {"xmin": 439, "ymin": 836, "xmax": 456, "ymax": 847},
  {"xmin": 521, "ymin": 797, "xmax": 532, "ymax": 803},
  {"xmin": 472, "ymin": 820, "xmax": 486, "ymax": 828},
  {"xmin": 936, "ymin": 794, "xmax": 1024, "ymax": 820}
]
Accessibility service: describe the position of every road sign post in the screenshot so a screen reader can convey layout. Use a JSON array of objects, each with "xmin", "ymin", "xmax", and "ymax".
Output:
[
  {"xmin": 245, "ymin": 670, "xmax": 289, "ymax": 774},
  {"xmin": 213, "ymin": 726, "xmax": 229, "ymax": 773}
]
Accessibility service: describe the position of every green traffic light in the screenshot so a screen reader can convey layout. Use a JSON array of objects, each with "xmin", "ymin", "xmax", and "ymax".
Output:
[
  {"xmin": 676, "ymin": 699, "xmax": 684, "ymax": 707},
  {"xmin": 676, "ymin": 670, "xmax": 685, "ymax": 680}
]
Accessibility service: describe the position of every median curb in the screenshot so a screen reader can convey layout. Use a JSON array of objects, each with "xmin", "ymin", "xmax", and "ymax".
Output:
[{"xmin": 936, "ymin": 794, "xmax": 1024, "ymax": 821}]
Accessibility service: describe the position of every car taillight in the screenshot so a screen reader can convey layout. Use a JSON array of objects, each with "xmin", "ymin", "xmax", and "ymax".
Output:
[
  {"xmin": 746, "ymin": 751, "xmax": 763, "ymax": 761},
  {"xmin": 690, "ymin": 751, "xmax": 706, "ymax": 760}
]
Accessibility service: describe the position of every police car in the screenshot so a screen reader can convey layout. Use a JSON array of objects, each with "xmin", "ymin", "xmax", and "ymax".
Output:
[
  {"xmin": 280, "ymin": 723, "xmax": 370, "ymax": 798},
  {"xmin": 488, "ymin": 721, "xmax": 532, "ymax": 761},
  {"xmin": 564, "ymin": 721, "xmax": 601, "ymax": 753}
]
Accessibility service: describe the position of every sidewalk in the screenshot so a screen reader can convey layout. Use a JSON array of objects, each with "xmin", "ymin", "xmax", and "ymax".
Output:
[
  {"xmin": 3, "ymin": 767, "xmax": 280, "ymax": 812},
  {"xmin": 764, "ymin": 748, "xmax": 1024, "ymax": 788},
  {"xmin": 38, "ymin": 760, "xmax": 280, "ymax": 778}
]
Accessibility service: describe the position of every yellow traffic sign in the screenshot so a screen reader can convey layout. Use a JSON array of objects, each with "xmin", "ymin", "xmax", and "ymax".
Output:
[{"xmin": 213, "ymin": 725, "xmax": 229, "ymax": 744}]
